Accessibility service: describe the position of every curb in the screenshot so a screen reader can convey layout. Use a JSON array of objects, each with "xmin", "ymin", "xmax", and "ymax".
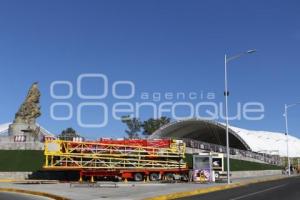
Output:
[
  {"xmin": 144, "ymin": 175, "xmax": 292, "ymax": 200},
  {"xmin": 0, "ymin": 188, "xmax": 70, "ymax": 200}
]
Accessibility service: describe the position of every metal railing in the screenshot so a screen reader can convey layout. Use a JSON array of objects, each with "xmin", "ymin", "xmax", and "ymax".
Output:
[{"xmin": 178, "ymin": 138, "xmax": 282, "ymax": 166}]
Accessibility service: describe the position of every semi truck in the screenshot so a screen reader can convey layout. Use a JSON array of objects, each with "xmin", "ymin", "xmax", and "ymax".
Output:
[{"xmin": 43, "ymin": 138, "xmax": 189, "ymax": 181}]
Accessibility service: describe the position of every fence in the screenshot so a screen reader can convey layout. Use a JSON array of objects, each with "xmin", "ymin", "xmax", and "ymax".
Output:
[{"xmin": 179, "ymin": 138, "xmax": 282, "ymax": 166}]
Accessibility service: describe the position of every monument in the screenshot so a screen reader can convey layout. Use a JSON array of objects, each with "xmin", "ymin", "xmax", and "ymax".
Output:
[{"xmin": 8, "ymin": 82, "xmax": 43, "ymax": 142}]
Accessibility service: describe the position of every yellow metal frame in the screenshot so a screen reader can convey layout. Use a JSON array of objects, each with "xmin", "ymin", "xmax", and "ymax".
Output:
[{"xmin": 44, "ymin": 140, "xmax": 186, "ymax": 170}]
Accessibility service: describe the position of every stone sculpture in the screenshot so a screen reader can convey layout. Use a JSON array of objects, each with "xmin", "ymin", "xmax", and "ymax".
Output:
[{"xmin": 14, "ymin": 82, "xmax": 41, "ymax": 124}]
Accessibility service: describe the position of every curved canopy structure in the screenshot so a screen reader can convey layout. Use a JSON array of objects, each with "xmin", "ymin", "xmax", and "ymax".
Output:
[{"xmin": 150, "ymin": 119, "xmax": 300, "ymax": 157}]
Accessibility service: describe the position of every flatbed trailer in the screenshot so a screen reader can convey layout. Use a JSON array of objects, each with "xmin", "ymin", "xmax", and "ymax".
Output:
[{"xmin": 80, "ymin": 168, "xmax": 189, "ymax": 182}]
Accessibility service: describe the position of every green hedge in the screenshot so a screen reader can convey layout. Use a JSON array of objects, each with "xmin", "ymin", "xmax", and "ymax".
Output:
[
  {"xmin": 184, "ymin": 153, "xmax": 194, "ymax": 168},
  {"xmin": 224, "ymin": 158, "xmax": 282, "ymax": 171},
  {"xmin": 0, "ymin": 150, "xmax": 44, "ymax": 171},
  {"xmin": 0, "ymin": 151, "xmax": 282, "ymax": 172},
  {"xmin": 185, "ymin": 154, "xmax": 282, "ymax": 171}
]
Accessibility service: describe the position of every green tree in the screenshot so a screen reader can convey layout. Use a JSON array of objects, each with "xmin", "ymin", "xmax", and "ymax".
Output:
[
  {"xmin": 121, "ymin": 116, "xmax": 142, "ymax": 139},
  {"xmin": 58, "ymin": 127, "xmax": 81, "ymax": 141},
  {"xmin": 142, "ymin": 117, "xmax": 171, "ymax": 137}
]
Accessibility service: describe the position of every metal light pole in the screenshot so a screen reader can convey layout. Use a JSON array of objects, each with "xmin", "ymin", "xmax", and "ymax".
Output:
[
  {"xmin": 224, "ymin": 54, "xmax": 230, "ymax": 184},
  {"xmin": 224, "ymin": 49, "xmax": 256, "ymax": 184},
  {"xmin": 284, "ymin": 102, "xmax": 300, "ymax": 176}
]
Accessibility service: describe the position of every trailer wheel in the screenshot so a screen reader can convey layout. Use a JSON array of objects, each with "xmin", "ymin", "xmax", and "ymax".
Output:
[
  {"xmin": 149, "ymin": 173, "xmax": 160, "ymax": 181},
  {"xmin": 165, "ymin": 173, "xmax": 174, "ymax": 181},
  {"xmin": 133, "ymin": 173, "xmax": 143, "ymax": 181},
  {"xmin": 180, "ymin": 173, "xmax": 188, "ymax": 182}
]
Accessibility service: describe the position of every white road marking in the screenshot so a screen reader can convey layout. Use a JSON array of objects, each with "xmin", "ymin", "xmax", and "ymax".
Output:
[{"xmin": 230, "ymin": 183, "xmax": 287, "ymax": 200}]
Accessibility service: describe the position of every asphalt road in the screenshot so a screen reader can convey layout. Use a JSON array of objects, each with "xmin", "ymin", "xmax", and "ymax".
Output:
[
  {"xmin": 0, "ymin": 192, "xmax": 51, "ymax": 200},
  {"xmin": 177, "ymin": 176, "xmax": 300, "ymax": 200}
]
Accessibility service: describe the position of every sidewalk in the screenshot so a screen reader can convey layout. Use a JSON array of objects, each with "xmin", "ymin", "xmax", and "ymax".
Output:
[{"xmin": 0, "ymin": 175, "xmax": 293, "ymax": 200}]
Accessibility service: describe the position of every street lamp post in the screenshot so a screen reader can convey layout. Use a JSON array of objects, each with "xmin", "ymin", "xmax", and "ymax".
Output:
[
  {"xmin": 224, "ymin": 49, "xmax": 256, "ymax": 184},
  {"xmin": 284, "ymin": 102, "xmax": 300, "ymax": 176}
]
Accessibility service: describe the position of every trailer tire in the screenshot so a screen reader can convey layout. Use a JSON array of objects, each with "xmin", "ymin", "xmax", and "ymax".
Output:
[
  {"xmin": 180, "ymin": 173, "xmax": 188, "ymax": 181},
  {"xmin": 133, "ymin": 173, "xmax": 143, "ymax": 181},
  {"xmin": 165, "ymin": 173, "xmax": 174, "ymax": 181},
  {"xmin": 149, "ymin": 173, "xmax": 160, "ymax": 181}
]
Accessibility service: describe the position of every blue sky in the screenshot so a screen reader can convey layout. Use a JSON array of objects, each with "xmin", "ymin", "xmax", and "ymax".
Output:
[{"xmin": 0, "ymin": 0, "xmax": 300, "ymax": 139}]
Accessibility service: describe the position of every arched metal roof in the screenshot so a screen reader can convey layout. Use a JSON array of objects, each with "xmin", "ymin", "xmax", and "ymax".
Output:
[{"xmin": 150, "ymin": 119, "xmax": 300, "ymax": 157}]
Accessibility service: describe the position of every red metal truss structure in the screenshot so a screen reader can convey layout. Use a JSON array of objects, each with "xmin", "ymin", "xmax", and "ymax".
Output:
[{"xmin": 44, "ymin": 139, "xmax": 187, "ymax": 170}]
